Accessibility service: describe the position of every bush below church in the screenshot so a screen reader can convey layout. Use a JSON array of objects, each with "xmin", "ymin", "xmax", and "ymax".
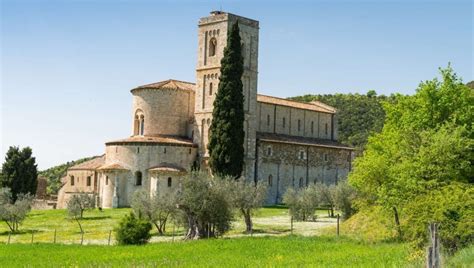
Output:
[{"xmin": 115, "ymin": 212, "xmax": 152, "ymax": 245}]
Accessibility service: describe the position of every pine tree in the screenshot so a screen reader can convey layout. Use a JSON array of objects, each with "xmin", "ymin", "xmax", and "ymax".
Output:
[
  {"xmin": 208, "ymin": 22, "xmax": 245, "ymax": 178},
  {"xmin": 1, "ymin": 146, "xmax": 38, "ymax": 200}
]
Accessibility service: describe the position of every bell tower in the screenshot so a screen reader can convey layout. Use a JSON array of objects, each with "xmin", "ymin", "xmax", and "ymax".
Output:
[{"xmin": 194, "ymin": 11, "xmax": 259, "ymax": 180}]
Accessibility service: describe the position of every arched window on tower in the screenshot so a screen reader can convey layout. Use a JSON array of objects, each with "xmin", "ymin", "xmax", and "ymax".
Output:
[
  {"xmin": 311, "ymin": 121, "xmax": 314, "ymax": 134},
  {"xmin": 298, "ymin": 120, "xmax": 301, "ymax": 132},
  {"xmin": 135, "ymin": 171, "xmax": 142, "ymax": 186},
  {"xmin": 140, "ymin": 115, "xmax": 145, "ymax": 136},
  {"xmin": 167, "ymin": 177, "xmax": 172, "ymax": 187},
  {"xmin": 134, "ymin": 115, "xmax": 139, "ymax": 135},
  {"xmin": 209, "ymin": 38, "xmax": 217, "ymax": 57},
  {"xmin": 70, "ymin": 176, "xmax": 75, "ymax": 186},
  {"xmin": 209, "ymin": 82, "xmax": 213, "ymax": 95},
  {"xmin": 325, "ymin": 123, "xmax": 328, "ymax": 136}
]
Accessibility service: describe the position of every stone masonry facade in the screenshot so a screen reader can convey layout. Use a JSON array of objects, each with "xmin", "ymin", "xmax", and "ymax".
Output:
[{"xmin": 57, "ymin": 11, "xmax": 353, "ymax": 209}]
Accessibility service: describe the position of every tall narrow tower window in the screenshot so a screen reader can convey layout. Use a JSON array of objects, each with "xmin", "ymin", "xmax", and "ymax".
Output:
[
  {"xmin": 140, "ymin": 115, "xmax": 145, "ymax": 135},
  {"xmin": 209, "ymin": 38, "xmax": 217, "ymax": 57},
  {"xmin": 209, "ymin": 82, "xmax": 213, "ymax": 95}
]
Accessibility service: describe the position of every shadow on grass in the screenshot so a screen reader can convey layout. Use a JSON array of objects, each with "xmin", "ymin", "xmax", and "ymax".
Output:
[
  {"xmin": 0, "ymin": 229, "xmax": 44, "ymax": 235},
  {"xmin": 245, "ymin": 228, "xmax": 291, "ymax": 235},
  {"xmin": 81, "ymin": 216, "xmax": 111, "ymax": 221}
]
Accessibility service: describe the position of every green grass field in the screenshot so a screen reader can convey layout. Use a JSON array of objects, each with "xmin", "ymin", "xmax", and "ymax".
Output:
[
  {"xmin": 0, "ymin": 207, "xmax": 337, "ymax": 244},
  {"xmin": 0, "ymin": 207, "xmax": 471, "ymax": 267},
  {"xmin": 0, "ymin": 235, "xmax": 414, "ymax": 267}
]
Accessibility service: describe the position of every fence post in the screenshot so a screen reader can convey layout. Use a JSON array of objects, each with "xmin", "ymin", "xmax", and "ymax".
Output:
[
  {"xmin": 426, "ymin": 223, "xmax": 440, "ymax": 268},
  {"xmin": 53, "ymin": 229, "xmax": 57, "ymax": 244},
  {"xmin": 337, "ymin": 214, "xmax": 340, "ymax": 237},
  {"xmin": 290, "ymin": 216, "xmax": 294, "ymax": 235},
  {"xmin": 108, "ymin": 230, "xmax": 112, "ymax": 246}
]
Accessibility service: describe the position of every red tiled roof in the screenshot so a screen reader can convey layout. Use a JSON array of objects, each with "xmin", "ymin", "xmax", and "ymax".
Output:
[
  {"xmin": 69, "ymin": 155, "xmax": 106, "ymax": 170},
  {"xmin": 106, "ymin": 135, "xmax": 196, "ymax": 147},
  {"xmin": 131, "ymin": 79, "xmax": 195, "ymax": 93},
  {"xmin": 148, "ymin": 163, "xmax": 187, "ymax": 173},
  {"xmin": 257, "ymin": 94, "xmax": 336, "ymax": 114},
  {"xmin": 97, "ymin": 163, "xmax": 129, "ymax": 171}
]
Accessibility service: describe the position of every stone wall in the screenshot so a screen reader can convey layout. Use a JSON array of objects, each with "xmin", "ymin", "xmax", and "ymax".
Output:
[
  {"xmin": 56, "ymin": 169, "xmax": 99, "ymax": 208},
  {"xmin": 256, "ymin": 140, "xmax": 352, "ymax": 204},
  {"xmin": 132, "ymin": 88, "xmax": 194, "ymax": 137},
  {"xmin": 99, "ymin": 143, "xmax": 197, "ymax": 208},
  {"xmin": 257, "ymin": 102, "xmax": 334, "ymax": 140}
]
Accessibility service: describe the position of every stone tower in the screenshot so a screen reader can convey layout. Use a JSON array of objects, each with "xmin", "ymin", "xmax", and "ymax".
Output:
[{"xmin": 194, "ymin": 11, "xmax": 259, "ymax": 180}]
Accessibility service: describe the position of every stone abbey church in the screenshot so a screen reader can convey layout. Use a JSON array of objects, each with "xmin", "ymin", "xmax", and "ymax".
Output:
[{"xmin": 57, "ymin": 11, "xmax": 353, "ymax": 208}]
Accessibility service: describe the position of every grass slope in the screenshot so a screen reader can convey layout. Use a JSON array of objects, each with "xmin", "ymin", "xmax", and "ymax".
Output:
[{"xmin": 0, "ymin": 236, "xmax": 412, "ymax": 267}]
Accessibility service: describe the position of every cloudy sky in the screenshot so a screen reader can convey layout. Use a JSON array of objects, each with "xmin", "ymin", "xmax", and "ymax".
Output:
[{"xmin": 1, "ymin": 0, "xmax": 472, "ymax": 169}]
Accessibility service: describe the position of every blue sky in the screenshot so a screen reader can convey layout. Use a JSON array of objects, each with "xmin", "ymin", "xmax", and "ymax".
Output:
[{"xmin": 1, "ymin": 0, "xmax": 472, "ymax": 169}]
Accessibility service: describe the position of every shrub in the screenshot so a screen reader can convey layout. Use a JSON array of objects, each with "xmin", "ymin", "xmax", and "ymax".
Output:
[
  {"xmin": 332, "ymin": 181, "xmax": 357, "ymax": 220},
  {"xmin": 115, "ymin": 212, "xmax": 152, "ymax": 245}
]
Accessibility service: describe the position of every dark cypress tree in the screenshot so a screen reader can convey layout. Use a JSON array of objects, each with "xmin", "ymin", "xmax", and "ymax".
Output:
[
  {"xmin": 208, "ymin": 22, "xmax": 245, "ymax": 178},
  {"xmin": 1, "ymin": 146, "xmax": 38, "ymax": 200}
]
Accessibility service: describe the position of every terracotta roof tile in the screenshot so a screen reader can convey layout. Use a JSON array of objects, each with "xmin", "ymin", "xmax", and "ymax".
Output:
[
  {"xmin": 97, "ymin": 163, "xmax": 129, "ymax": 171},
  {"xmin": 257, "ymin": 132, "xmax": 353, "ymax": 150},
  {"xmin": 257, "ymin": 94, "xmax": 336, "ymax": 113},
  {"xmin": 106, "ymin": 135, "xmax": 196, "ymax": 146},
  {"xmin": 148, "ymin": 163, "xmax": 187, "ymax": 173},
  {"xmin": 132, "ymin": 79, "xmax": 195, "ymax": 92},
  {"xmin": 69, "ymin": 155, "xmax": 106, "ymax": 170}
]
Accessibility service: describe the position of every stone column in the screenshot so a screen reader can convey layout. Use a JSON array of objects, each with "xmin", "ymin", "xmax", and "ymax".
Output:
[{"xmin": 112, "ymin": 173, "xmax": 119, "ymax": 208}]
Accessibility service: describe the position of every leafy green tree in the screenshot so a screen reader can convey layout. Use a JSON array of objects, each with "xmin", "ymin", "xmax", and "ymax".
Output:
[
  {"xmin": 1, "ymin": 146, "xmax": 38, "ymax": 200},
  {"xmin": 332, "ymin": 181, "xmax": 357, "ymax": 220},
  {"xmin": 283, "ymin": 185, "xmax": 319, "ymax": 221},
  {"xmin": 131, "ymin": 189, "xmax": 179, "ymax": 235},
  {"xmin": 208, "ymin": 22, "xmax": 245, "ymax": 178},
  {"xmin": 0, "ymin": 187, "xmax": 33, "ymax": 232},
  {"xmin": 115, "ymin": 212, "xmax": 152, "ymax": 245},
  {"xmin": 230, "ymin": 179, "xmax": 267, "ymax": 233},
  {"xmin": 349, "ymin": 66, "xmax": 473, "ymax": 247},
  {"xmin": 314, "ymin": 183, "xmax": 336, "ymax": 217}
]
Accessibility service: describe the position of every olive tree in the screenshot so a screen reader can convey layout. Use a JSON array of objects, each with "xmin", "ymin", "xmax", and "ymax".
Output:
[
  {"xmin": 230, "ymin": 179, "xmax": 267, "ymax": 233},
  {"xmin": 131, "ymin": 189, "xmax": 179, "ymax": 235},
  {"xmin": 283, "ymin": 185, "xmax": 319, "ymax": 221},
  {"xmin": 177, "ymin": 172, "xmax": 233, "ymax": 239},
  {"xmin": 67, "ymin": 193, "xmax": 95, "ymax": 233},
  {"xmin": 314, "ymin": 183, "xmax": 336, "ymax": 217},
  {"xmin": 0, "ymin": 187, "xmax": 33, "ymax": 232}
]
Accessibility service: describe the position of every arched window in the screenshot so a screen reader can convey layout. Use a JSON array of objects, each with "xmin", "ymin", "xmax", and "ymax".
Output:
[
  {"xmin": 209, "ymin": 82, "xmax": 213, "ymax": 95},
  {"xmin": 209, "ymin": 38, "xmax": 217, "ymax": 57},
  {"xmin": 134, "ymin": 115, "xmax": 139, "ymax": 135},
  {"xmin": 266, "ymin": 146, "xmax": 272, "ymax": 156},
  {"xmin": 167, "ymin": 177, "xmax": 172, "ymax": 187},
  {"xmin": 70, "ymin": 176, "xmax": 75, "ymax": 186},
  {"xmin": 298, "ymin": 120, "xmax": 301, "ymax": 131},
  {"xmin": 282, "ymin": 117, "xmax": 286, "ymax": 128},
  {"xmin": 134, "ymin": 110, "xmax": 144, "ymax": 136},
  {"xmin": 135, "ymin": 171, "xmax": 142, "ymax": 186},
  {"xmin": 268, "ymin": 175, "xmax": 273, "ymax": 186},
  {"xmin": 311, "ymin": 121, "xmax": 314, "ymax": 134},
  {"xmin": 299, "ymin": 177, "xmax": 304, "ymax": 188},
  {"xmin": 325, "ymin": 123, "xmax": 328, "ymax": 135},
  {"xmin": 105, "ymin": 176, "xmax": 109, "ymax": 185},
  {"xmin": 140, "ymin": 115, "xmax": 145, "ymax": 135},
  {"xmin": 86, "ymin": 176, "xmax": 91, "ymax": 186},
  {"xmin": 267, "ymin": 114, "xmax": 270, "ymax": 126}
]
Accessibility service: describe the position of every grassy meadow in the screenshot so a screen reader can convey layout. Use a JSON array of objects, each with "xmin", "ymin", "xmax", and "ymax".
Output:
[{"xmin": 0, "ymin": 235, "xmax": 414, "ymax": 267}]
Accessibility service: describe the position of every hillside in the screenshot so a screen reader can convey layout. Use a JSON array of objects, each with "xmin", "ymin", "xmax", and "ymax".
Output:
[
  {"xmin": 39, "ymin": 156, "xmax": 98, "ymax": 194},
  {"xmin": 290, "ymin": 91, "xmax": 397, "ymax": 153}
]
